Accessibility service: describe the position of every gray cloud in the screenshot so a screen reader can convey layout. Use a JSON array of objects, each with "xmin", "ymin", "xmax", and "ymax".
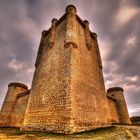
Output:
[{"xmin": 0, "ymin": 0, "xmax": 140, "ymax": 116}]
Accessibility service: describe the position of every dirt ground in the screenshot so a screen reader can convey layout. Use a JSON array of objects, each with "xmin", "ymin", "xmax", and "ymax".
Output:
[{"xmin": 0, "ymin": 125, "xmax": 140, "ymax": 140}]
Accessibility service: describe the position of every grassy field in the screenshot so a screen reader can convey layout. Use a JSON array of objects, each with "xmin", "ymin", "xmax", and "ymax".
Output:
[{"xmin": 0, "ymin": 125, "xmax": 140, "ymax": 140}]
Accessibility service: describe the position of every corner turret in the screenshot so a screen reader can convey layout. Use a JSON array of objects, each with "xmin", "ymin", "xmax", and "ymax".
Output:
[
  {"xmin": 0, "ymin": 82, "xmax": 28, "ymax": 127},
  {"xmin": 84, "ymin": 20, "xmax": 92, "ymax": 50},
  {"xmin": 48, "ymin": 18, "xmax": 58, "ymax": 48},
  {"xmin": 66, "ymin": 5, "xmax": 77, "ymax": 14},
  {"xmin": 107, "ymin": 87, "xmax": 131, "ymax": 124},
  {"xmin": 65, "ymin": 5, "xmax": 78, "ymax": 48}
]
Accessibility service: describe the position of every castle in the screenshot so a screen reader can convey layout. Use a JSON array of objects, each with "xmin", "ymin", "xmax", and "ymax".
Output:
[{"xmin": 0, "ymin": 5, "xmax": 131, "ymax": 134}]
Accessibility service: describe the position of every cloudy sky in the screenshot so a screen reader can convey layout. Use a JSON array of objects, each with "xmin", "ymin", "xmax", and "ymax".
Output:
[{"xmin": 0, "ymin": 0, "xmax": 140, "ymax": 116}]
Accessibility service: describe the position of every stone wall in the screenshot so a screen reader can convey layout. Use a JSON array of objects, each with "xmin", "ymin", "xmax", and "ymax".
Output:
[
  {"xmin": 22, "ymin": 17, "xmax": 73, "ymax": 133},
  {"xmin": 22, "ymin": 5, "xmax": 110, "ymax": 134},
  {"xmin": 10, "ymin": 90, "xmax": 30, "ymax": 127},
  {"xmin": 107, "ymin": 96, "xmax": 119, "ymax": 124},
  {"xmin": 69, "ymin": 17, "xmax": 110, "ymax": 132}
]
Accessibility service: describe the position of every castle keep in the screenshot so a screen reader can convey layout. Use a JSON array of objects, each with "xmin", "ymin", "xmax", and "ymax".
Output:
[{"xmin": 0, "ymin": 5, "xmax": 131, "ymax": 134}]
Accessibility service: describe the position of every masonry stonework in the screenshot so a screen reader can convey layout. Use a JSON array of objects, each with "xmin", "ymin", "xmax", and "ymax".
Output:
[
  {"xmin": 107, "ymin": 96, "xmax": 119, "ymax": 124},
  {"xmin": 10, "ymin": 90, "xmax": 30, "ymax": 128},
  {"xmin": 0, "ymin": 5, "xmax": 131, "ymax": 134}
]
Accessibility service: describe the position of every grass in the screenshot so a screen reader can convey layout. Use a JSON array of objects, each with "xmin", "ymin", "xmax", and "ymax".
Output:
[
  {"xmin": 0, "ymin": 127, "xmax": 62, "ymax": 137},
  {"xmin": 0, "ymin": 125, "xmax": 139, "ymax": 140}
]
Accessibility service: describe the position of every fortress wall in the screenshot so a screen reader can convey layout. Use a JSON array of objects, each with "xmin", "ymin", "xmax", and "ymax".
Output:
[
  {"xmin": 107, "ymin": 87, "xmax": 131, "ymax": 124},
  {"xmin": 107, "ymin": 96, "xmax": 119, "ymax": 124},
  {"xmin": 10, "ymin": 90, "xmax": 30, "ymax": 128},
  {"xmin": 0, "ymin": 82, "xmax": 28, "ymax": 127},
  {"xmin": 22, "ymin": 5, "xmax": 110, "ymax": 134},
  {"xmin": 70, "ymin": 17, "xmax": 110, "ymax": 132},
  {"xmin": 22, "ymin": 18, "xmax": 73, "ymax": 133}
]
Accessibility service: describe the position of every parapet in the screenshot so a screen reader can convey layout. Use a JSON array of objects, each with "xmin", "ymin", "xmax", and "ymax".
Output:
[
  {"xmin": 8, "ymin": 82, "xmax": 28, "ymax": 90},
  {"xmin": 40, "ymin": 4, "xmax": 98, "ymax": 46},
  {"xmin": 107, "ymin": 87, "xmax": 123, "ymax": 93}
]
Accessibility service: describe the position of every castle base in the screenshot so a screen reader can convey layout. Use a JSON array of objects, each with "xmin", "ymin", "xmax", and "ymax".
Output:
[{"xmin": 21, "ymin": 123, "xmax": 110, "ymax": 134}]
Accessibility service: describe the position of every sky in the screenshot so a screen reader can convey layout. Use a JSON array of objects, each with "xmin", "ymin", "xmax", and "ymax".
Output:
[{"xmin": 0, "ymin": 0, "xmax": 140, "ymax": 116}]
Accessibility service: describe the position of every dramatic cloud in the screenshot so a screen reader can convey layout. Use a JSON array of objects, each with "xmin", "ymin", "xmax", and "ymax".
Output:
[
  {"xmin": 0, "ymin": 0, "xmax": 140, "ymax": 116},
  {"xmin": 114, "ymin": 1, "xmax": 139, "ymax": 27}
]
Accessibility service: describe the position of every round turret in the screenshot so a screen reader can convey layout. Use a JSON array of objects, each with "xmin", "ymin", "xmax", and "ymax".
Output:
[
  {"xmin": 107, "ymin": 87, "xmax": 131, "ymax": 124},
  {"xmin": 0, "ymin": 82, "xmax": 28, "ymax": 127}
]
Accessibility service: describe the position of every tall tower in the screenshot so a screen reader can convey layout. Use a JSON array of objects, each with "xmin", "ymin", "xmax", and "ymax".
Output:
[{"xmin": 22, "ymin": 5, "xmax": 110, "ymax": 133}]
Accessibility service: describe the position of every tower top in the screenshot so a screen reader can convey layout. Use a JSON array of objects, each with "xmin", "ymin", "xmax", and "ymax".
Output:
[
  {"xmin": 8, "ymin": 82, "xmax": 28, "ymax": 90},
  {"xmin": 40, "ymin": 5, "xmax": 97, "ymax": 41},
  {"xmin": 66, "ymin": 4, "xmax": 77, "ymax": 14},
  {"xmin": 66, "ymin": 4, "xmax": 77, "ymax": 12},
  {"xmin": 107, "ymin": 87, "xmax": 123, "ymax": 93}
]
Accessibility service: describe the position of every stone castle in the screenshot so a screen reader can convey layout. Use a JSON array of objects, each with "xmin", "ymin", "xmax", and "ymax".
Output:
[{"xmin": 0, "ymin": 5, "xmax": 131, "ymax": 134}]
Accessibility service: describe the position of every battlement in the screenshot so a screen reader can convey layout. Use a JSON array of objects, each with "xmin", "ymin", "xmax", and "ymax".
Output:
[
  {"xmin": 40, "ymin": 5, "xmax": 97, "ymax": 41},
  {"xmin": 35, "ymin": 4, "xmax": 100, "ymax": 69}
]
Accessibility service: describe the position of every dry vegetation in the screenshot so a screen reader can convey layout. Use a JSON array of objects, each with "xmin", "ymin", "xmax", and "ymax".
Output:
[{"xmin": 0, "ymin": 125, "xmax": 140, "ymax": 140}]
